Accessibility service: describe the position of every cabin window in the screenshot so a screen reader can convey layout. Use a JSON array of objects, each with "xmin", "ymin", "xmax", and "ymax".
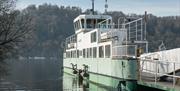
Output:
[
  {"xmin": 66, "ymin": 52, "xmax": 68, "ymax": 58},
  {"xmin": 77, "ymin": 50, "xmax": 79, "ymax": 58},
  {"xmin": 99, "ymin": 46, "xmax": 104, "ymax": 58},
  {"xmin": 93, "ymin": 47, "xmax": 97, "ymax": 58},
  {"xmin": 79, "ymin": 50, "xmax": 82, "ymax": 57},
  {"xmin": 68, "ymin": 51, "xmax": 70, "ymax": 58},
  {"xmin": 70, "ymin": 51, "xmax": 72, "ymax": 58},
  {"xmin": 87, "ymin": 48, "xmax": 89, "ymax": 58},
  {"xmin": 69, "ymin": 51, "xmax": 71, "ymax": 58},
  {"xmin": 89, "ymin": 48, "xmax": 92, "ymax": 58},
  {"xmin": 72, "ymin": 51, "xmax": 74, "ymax": 58},
  {"xmin": 105, "ymin": 45, "xmax": 111, "ymax": 58},
  {"xmin": 75, "ymin": 50, "xmax": 77, "ymax": 58},
  {"xmin": 71, "ymin": 51, "xmax": 74, "ymax": 58},
  {"xmin": 83, "ymin": 49, "xmax": 86, "ymax": 58},
  {"xmin": 91, "ymin": 32, "xmax": 97, "ymax": 43}
]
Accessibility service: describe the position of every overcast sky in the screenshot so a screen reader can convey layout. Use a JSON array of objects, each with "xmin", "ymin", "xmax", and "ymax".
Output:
[{"xmin": 16, "ymin": 0, "xmax": 180, "ymax": 16}]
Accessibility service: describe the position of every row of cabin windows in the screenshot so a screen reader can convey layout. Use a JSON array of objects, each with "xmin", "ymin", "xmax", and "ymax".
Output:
[
  {"xmin": 74, "ymin": 19, "xmax": 111, "ymax": 30},
  {"xmin": 66, "ymin": 45, "xmax": 111, "ymax": 58},
  {"xmin": 66, "ymin": 50, "xmax": 79, "ymax": 58}
]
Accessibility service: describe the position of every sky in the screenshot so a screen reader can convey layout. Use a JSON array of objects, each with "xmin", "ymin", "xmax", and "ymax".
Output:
[{"xmin": 16, "ymin": 0, "xmax": 180, "ymax": 16}]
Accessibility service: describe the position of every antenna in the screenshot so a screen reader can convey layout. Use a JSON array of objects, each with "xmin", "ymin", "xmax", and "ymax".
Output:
[
  {"xmin": 91, "ymin": 0, "xmax": 94, "ymax": 14},
  {"xmin": 144, "ymin": 11, "xmax": 147, "ymax": 23},
  {"xmin": 105, "ymin": 0, "xmax": 108, "ymax": 14}
]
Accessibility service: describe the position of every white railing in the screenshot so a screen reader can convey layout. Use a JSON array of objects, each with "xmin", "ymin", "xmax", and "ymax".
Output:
[
  {"xmin": 98, "ymin": 18, "xmax": 145, "ymax": 41},
  {"xmin": 112, "ymin": 45, "xmax": 137, "ymax": 58},
  {"xmin": 139, "ymin": 58, "xmax": 180, "ymax": 88},
  {"xmin": 66, "ymin": 34, "xmax": 77, "ymax": 49}
]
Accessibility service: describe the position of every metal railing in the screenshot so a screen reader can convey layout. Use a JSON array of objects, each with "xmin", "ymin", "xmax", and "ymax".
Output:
[
  {"xmin": 112, "ymin": 45, "xmax": 137, "ymax": 58},
  {"xmin": 139, "ymin": 58, "xmax": 180, "ymax": 88},
  {"xmin": 98, "ymin": 18, "xmax": 145, "ymax": 41},
  {"xmin": 66, "ymin": 34, "xmax": 77, "ymax": 49}
]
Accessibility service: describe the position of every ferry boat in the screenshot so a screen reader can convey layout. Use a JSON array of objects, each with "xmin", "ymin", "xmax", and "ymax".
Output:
[
  {"xmin": 63, "ymin": 1, "xmax": 180, "ymax": 91},
  {"xmin": 63, "ymin": 12, "xmax": 148, "ymax": 91}
]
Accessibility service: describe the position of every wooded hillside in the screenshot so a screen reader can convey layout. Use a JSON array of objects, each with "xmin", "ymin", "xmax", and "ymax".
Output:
[{"xmin": 17, "ymin": 4, "xmax": 180, "ymax": 57}]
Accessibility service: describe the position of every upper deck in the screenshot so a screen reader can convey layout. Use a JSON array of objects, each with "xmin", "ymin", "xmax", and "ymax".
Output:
[{"xmin": 64, "ymin": 14, "xmax": 148, "ymax": 59}]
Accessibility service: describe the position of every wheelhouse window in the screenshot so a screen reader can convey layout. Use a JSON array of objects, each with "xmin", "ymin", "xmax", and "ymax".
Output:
[
  {"xmin": 97, "ymin": 19, "xmax": 106, "ymax": 28},
  {"xmin": 99, "ymin": 46, "xmax": 104, "ymax": 58},
  {"xmin": 74, "ymin": 21, "xmax": 77, "ymax": 30},
  {"xmin": 87, "ymin": 19, "xmax": 96, "ymax": 28},
  {"xmin": 91, "ymin": 32, "xmax": 97, "ymax": 43},
  {"xmin": 93, "ymin": 47, "xmax": 97, "ymax": 58},
  {"xmin": 81, "ymin": 19, "xmax": 84, "ymax": 28},
  {"xmin": 74, "ymin": 20, "xmax": 81, "ymax": 30},
  {"xmin": 105, "ymin": 45, "xmax": 111, "ymax": 58}
]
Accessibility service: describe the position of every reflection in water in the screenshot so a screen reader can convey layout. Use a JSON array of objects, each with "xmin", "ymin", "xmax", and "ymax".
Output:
[
  {"xmin": 63, "ymin": 73, "xmax": 110, "ymax": 91},
  {"xmin": 0, "ymin": 59, "xmax": 63, "ymax": 91},
  {"xmin": 1, "ymin": 59, "xmax": 120, "ymax": 91}
]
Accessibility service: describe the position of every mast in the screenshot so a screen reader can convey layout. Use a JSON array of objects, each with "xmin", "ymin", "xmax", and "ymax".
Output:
[{"xmin": 91, "ymin": 0, "xmax": 94, "ymax": 14}]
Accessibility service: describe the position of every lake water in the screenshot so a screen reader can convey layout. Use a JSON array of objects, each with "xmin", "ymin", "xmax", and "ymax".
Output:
[{"xmin": 0, "ymin": 59, "xmax": 112, "ymax": 91}]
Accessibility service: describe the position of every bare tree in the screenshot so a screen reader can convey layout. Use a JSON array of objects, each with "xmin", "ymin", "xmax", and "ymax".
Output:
[{"xmin": 0, "ymin": 0, "xmax": 34, "ymax": 78}]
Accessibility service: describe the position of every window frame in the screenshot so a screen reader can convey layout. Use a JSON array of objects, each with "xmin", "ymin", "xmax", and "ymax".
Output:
[{"xmin": 105, "ymin": 45, "xmax": 111, "ymax": 58}]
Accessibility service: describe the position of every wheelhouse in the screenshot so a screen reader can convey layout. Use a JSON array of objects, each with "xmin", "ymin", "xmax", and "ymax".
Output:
[{"xmin": 73, "ymin": 15, "xmax": 112, "ymax": 33}]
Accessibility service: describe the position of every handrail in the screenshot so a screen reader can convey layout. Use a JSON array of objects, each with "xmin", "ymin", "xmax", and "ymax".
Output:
[
  {"xmin": 139, "ymin": 58, "xmax": 180, "ymax": 88},
  {"xmin": 125, "ymin": 18, "xmax": 143, "ymax": 25},
  {"xmin": 112, "ymin": 45, "xmax": 137, "ymax": 58},
  {"xmin": 97, "ymin": 17, "xmax": 111, "ymax": 25},
  {"xmin": 139, "ymin": 58, "xmax": 180, "ymax": 64}
]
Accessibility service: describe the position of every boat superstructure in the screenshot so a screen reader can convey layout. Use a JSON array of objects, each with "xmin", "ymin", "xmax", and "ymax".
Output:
[{"xmin": 63, "ymin": 13, "xmax": 149, "ymax": 91}]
